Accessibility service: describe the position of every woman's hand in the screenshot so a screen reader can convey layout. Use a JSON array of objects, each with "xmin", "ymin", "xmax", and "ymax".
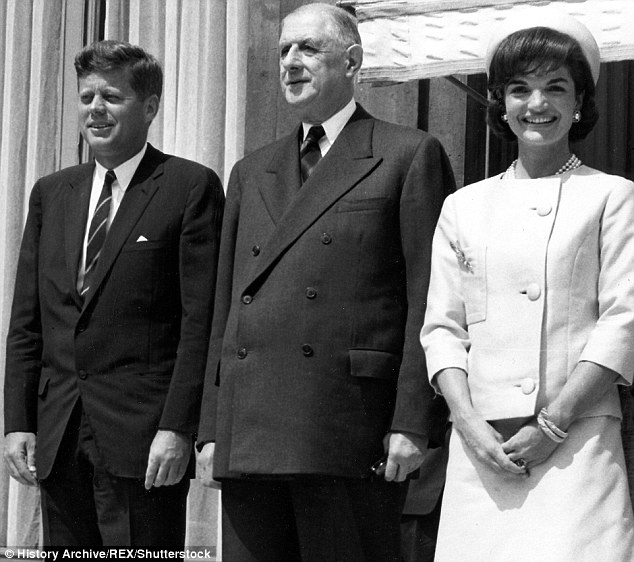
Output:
[
  {"xmin": 501, "ymin": 420, "xmax": 559, "ymax": 470},
  {"xmin": 454, "ymin": 413, "xmax": 527, "ymax": 476},
  {"xmin": 435, "ymin": 367, "xmax": 526, "ymax": 476}
]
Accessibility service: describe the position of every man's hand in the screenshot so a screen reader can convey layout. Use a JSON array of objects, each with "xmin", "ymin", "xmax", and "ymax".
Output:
[
  {"xmin": 197, "ymin": 442, "xmax": 221, "ymax": 490},
  {"xmin": 383, "ymin": 431, "xmax": 427, "ymax": 482},
  {"xmin": 4, "ymin": 432, "xmax": 38, "ymax": 486},
  {"xmin": 144, "ymin": 430, "xmax": 192, "ymax": 490}
]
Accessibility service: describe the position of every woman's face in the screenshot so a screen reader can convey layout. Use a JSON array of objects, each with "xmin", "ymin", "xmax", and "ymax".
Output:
[{"xmin": 504, "ymin": 65, "xmax": 582, "ymax": 152}]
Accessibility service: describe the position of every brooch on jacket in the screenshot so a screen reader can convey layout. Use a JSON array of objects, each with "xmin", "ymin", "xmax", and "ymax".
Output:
[{"xmin": 450, "ymin": 240, "xmax": 473, "ymax": 273}]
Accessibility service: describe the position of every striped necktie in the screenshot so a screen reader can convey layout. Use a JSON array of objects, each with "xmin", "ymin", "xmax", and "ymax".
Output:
[
  {"xmin": 300, "ymin": 125, "xmax": 325, "ymax": 183},
  {"xmin": 81, "ymin": 169, "xmax": 116, "ymax": 298}
]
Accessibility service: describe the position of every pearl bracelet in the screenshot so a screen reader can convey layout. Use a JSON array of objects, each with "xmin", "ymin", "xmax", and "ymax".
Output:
[{"xmin": 537, "ymin": 408, "xmax": 568, "ymax": 443}]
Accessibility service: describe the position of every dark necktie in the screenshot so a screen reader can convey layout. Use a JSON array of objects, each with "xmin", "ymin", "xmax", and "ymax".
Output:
[
  {"xmin": 300, "ymin": 125, "xmax": 325, "ymax": 183},
  {"xmin": 81, "ymin": 169, "xmax": 116, "ymax": 298}
]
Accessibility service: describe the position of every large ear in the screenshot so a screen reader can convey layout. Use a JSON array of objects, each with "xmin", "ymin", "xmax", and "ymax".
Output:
[
  {"xmin": 345, "ymin": 44, "xmax": 363, "ymax": 78},
  {"xmin": 144, "ymin": 94, "xmax": 160, "ymax": 125}
]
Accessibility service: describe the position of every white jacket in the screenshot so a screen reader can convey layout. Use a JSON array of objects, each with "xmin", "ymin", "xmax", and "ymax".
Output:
[{"xmin": 421, "ymin": 166, "xmax": 634, "ymax": 420}]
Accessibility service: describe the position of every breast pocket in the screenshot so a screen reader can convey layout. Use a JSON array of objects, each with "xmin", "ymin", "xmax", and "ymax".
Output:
[
  {"xmin": 121, "ymin": 240, "xmax": 170, "ymax": 252},
  {"xmin": 336, "ymin": 197, "xmax": 390, "ymax": 213},
  {"xmin": 459, "ymin": 245, "xmax": 487, "ymax": 324}
]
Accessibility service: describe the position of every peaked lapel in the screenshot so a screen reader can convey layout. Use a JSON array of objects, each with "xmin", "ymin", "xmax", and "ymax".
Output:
[
  {"xmin": 243, "ymin": 106, "xmax": 382, "ymax": 294},
  {"xmin": 64, "ymin": 165, "xmax": 95, "ymax": 308},
  {"xmin": 80, "ymin": 145, "xmax": 165, "ymax": 311},
  {"xmin": 259, "ymin": 127, "xmax": 303, "ymax": 224}
]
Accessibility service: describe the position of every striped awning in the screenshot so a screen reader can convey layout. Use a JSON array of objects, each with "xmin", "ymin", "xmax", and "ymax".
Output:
[{"xmin": 338, "ymin": 0, "xmax": 634, "ymax": 83}]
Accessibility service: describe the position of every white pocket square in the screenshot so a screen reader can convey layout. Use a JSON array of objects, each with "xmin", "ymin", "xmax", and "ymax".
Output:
[{"xmin": 136, "ymin": 235, "xmax": 148, "ymax": 242}]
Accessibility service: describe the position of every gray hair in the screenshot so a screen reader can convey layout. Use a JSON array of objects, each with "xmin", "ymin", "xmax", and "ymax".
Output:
[{"xmin": 284, "ymin": 3, "xmax": 362, "ymax": 48}]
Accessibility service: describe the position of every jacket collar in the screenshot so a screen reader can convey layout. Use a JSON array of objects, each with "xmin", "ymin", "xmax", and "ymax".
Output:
[
  {"xmin": 64, "ymin": 143, "xmax": 166, "ymax": 310},
  {"xmin": 244, "ymin": 105, "xmax": 381, "ymax": 295}
]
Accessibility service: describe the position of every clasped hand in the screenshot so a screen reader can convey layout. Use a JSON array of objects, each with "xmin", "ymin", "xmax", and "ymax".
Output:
[
  {"xmin": 501, "ymin": 420, "xmax": 559, "ymax": 470},
  {"xmin": 454, "ymin": 414, "xmax": 525, "ymax": 475},
  {"xmin": 456, "ymin": 414, "xmax": 558, "ymax": 476}
]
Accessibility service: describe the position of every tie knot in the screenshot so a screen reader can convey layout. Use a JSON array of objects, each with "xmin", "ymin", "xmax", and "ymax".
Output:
[
  {"xmin": 300, "ymin": 125, "xmax": 325, "ymax": 156},
  {"xmin": 104, "ymin": 169, "xmax": 116, "ymax": 188},
  {"xmin": 306, "ymin": 125, "xmax": 325, "ymax": 143}
]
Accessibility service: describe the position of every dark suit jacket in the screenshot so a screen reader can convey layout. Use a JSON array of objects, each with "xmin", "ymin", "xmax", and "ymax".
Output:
[
  {"xmin": 198, "ymin": 106, "xmax": 454, "ymax": 480},
  {"xmin": 5, "ymin": 144, "xmax": 224, "ymax": 480}
]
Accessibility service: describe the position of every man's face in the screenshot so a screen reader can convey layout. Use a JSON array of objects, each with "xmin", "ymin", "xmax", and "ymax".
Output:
[
  {"xmin": 279, "ymin": 10, "xmax": 355, "ymax": 123},
  {"xmin": 78, "ymin": 67, "xmax": 158, "ymax": 168}
]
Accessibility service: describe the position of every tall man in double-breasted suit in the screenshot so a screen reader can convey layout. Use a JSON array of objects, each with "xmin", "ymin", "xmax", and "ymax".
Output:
[
  {"xmin": 197, "ymin": 4, "xmax": 455, "ymax": 561},
  {"xmin": 3, "ymin": 40, "xmax": 224, "ymax": 546}
]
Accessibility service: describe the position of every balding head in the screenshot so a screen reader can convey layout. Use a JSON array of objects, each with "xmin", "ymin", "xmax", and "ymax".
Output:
[{"xmin": 279, "ymin": 3, "xmax": 363, "ymax": 123}]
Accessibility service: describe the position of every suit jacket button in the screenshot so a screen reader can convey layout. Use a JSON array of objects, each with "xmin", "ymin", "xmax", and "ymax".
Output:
[
  {"xmin": 301, "ymin": 344, "xmax": 314, "ymax": 357},
  {"xmin": 520, "ymin": 378, "xmax": 536, "ymax": 394},
  {"xmin": 78, "ymin": 370, "xmax": 88, "ymax": 380},
  {"xmin": 242, "ymin": 295, "xmax": 253, "ymax": 305},
  {"xmin": 525, "ymin": 283, "xmax": 541, "ymax": 301},
  {"xmin": 252, "ymin": 245, "xmax": 260, "ymax": 256},
  {"xmin": 536, "ymin": 205, "xmax": 552, "ymax": 217},
  {"xmin": 237, "ymin": 348, "xmax": 248, "ymax": 359},
  {"xmin": 321, "ymin": 233, "xmax": 332, "ymax": 245},
  {"xmin": 305, "ymin": 287, "xmax": 317, "ymax": 299}
]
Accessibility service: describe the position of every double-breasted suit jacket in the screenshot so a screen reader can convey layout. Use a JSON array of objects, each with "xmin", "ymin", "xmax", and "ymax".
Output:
[
  {"xmin": 5, "ymin": 144, "xmax": 224, "ymax": 479},
  {"xmin": 199, "ymin": 106, "xmax": 455, "ymax": 479}
]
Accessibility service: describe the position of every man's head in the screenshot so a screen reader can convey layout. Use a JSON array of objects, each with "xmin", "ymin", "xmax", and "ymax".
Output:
[
  {"xmin": 75, "ymin": 41, "xmax": 162, "ymax": 168},
  {"xmin": 279, "ymin": 3, "xmax": 363, "ymax": 124}
]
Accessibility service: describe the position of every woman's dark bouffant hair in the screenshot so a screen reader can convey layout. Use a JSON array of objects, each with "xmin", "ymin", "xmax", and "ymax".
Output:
[{"xmin": 486, "ymin": 27, "xmax": 599, "ymax": 142}]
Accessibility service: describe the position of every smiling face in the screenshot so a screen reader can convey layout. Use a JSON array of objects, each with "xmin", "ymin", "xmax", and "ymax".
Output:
[
  {"xmin": 78, "ymin": 67, "xmax": 158, "ymax": 169},
  {"xmin": 278, "ymin": 8, "xmax": 360, "ymax": 123},
  {"xmin": 504, "ymin": 66, "xmax": 582, "ymax": 153}
]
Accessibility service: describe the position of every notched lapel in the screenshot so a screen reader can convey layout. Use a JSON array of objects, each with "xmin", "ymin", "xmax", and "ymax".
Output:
[
  {"xmin": 80, "ymin": 148, "xmax": 164, "ymax": 310},
  {"xmin": 65, "ymin": 169, "xmax": 93, "ymax": 308},
  {"xmin": 243, "ymin": 113, "xmax": 381, "ymax": 294}
]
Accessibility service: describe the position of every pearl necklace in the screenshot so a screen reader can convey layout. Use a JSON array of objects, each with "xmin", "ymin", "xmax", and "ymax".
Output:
[{"xmin": 504, "ymin": 154, "xmax": 582, "ymax": 180}]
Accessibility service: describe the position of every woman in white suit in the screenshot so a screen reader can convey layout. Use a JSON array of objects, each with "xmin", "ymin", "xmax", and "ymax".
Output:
[{"xmin": 421, "ymin": 10, "xmax": 634, "ymax": 562}]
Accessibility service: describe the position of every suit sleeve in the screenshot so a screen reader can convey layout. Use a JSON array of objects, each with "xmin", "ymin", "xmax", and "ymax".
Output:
[
  {"xmin": 390, "ymin": 134, "xmax": 455, "ymax": 446},
  {"xmin": 4, "ymin": 182, "xmax": 44, "ymax": 434},
  {"xmin": 196, "ymin": 163, "xmax": 242, "ymax": 444},
  {"xmin": 420, "ymin": 195, "xmax": 471, "ymax": 388},
  {"xmin": 158, "ymin": 167, "xmax": 224, "ymax": 435},
  {"xmin": 579, "ymin": 178, "xmax": 634, "ymax": 382}
]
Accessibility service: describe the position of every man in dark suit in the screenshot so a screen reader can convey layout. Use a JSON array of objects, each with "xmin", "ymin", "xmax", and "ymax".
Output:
[
  {"xmin": 3, "ymin": 40, "xmax": 224, "ymax": 546},
  {"xmin": 197, "ymin": 3, "xmax": 454, "ymax": 561}
]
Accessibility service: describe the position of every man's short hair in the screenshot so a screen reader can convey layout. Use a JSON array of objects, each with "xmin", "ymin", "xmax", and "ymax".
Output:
[
  {"xmin": 285, "ymin": 3, "xmax": 362, "ymax": 48},
  {"xmin": 74, "ymin": 40, "xmax": 163, "ymax": 101}
]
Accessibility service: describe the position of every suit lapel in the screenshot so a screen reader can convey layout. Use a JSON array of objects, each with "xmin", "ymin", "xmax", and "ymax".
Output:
[
  {"xmin": 244, "ymin": 107, "xmax": 381, "ymax": 293},
  {"xmin": 81, "ymin": 145, "xmax": 164, "ymax": 311},
  {"xmin": 259, "ymin": 127, "xmax": 302, "ymax": 224},
  {"xmin": 64, "ymin": 166, "xmax": 94, "ymax": 308}
]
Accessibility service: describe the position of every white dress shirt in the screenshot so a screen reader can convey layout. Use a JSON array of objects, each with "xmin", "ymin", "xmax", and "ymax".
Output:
[
  {"xmin": 77, "ymin": 144, "xmax": 147, "ymax": 292},
  {"xmin": 301, "ymin": 97, "xmax": 356, "ymax": 157}
]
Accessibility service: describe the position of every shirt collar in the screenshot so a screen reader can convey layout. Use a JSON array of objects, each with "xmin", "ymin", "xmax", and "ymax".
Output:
[
  {"xmin": 94, "ymin": 143, "xmax": 148, "ymax": 192},
  {"xmin": 301, "ymin": 98, "xmax": 357, "ymax": 147}
]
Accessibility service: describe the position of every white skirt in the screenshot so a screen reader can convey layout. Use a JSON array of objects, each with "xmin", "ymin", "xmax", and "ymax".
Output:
[{"xmin": 435, "ymin": 416, "xmax": 634, "ymax": 562}]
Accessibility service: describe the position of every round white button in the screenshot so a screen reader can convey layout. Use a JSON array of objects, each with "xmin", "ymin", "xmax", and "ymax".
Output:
[
  {"xmin": 536, "ymin": 205, "xmax": 552, "ymax": 217},
  {"xmin": 520, "ymin": 378, "xmax": 536, "ymax": 395},
  {"xmin": 526, "ymin": 283, "xmax": 541, "ymax": 301}
]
